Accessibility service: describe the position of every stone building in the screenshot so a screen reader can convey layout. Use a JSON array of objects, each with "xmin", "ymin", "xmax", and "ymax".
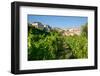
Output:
[
  {"xmin": 32, "ymin": 22, "xmax": 44, "ymax": 29},
  {"xmin": 62, "ymin": 28, "xmax": 81, "ymax": 36},
  {"xmin": 44, "ymin": 25, "xmax": 51, "ymax": 32}
]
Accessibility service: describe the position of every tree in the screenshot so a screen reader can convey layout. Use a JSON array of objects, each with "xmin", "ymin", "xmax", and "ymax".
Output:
[{"xmin": 81, "ymin": 23, "xmax": 88, "ymax": 38}]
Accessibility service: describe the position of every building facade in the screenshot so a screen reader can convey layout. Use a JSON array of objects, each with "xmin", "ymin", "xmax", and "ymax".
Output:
[
  {"xmin": 62, "ymin": 28, "xmax": 81, "ymax": 36},
  {"xmin": 32, "ymin": 22, "xmax": 44, "ymax": 29}
]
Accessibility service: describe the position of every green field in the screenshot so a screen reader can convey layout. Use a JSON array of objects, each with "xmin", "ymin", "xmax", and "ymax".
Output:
[{"xmin": 28, "ymin": 23, "xmax": 88, "ymax": 61}]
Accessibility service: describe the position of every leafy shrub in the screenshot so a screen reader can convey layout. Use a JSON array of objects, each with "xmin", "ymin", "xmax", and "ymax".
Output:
[{"xmin": 65, "ymin": 36, "xmax": 88, "ymax": 59}]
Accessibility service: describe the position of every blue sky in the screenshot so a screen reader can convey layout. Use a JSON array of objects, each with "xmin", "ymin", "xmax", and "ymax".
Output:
[{"xmin": 28, "ymin": 15, "xmax": 88, "ymax": 29}]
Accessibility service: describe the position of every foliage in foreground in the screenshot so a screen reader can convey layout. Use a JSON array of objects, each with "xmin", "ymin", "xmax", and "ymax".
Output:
[{"xmin": 28, "ymin": 24, "xmax": 88, "ymax": 60}]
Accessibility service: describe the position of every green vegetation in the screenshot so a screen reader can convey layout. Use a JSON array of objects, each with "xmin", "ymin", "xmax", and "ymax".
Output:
[{"xmin": 28, "ymin": 23, "xmax": 88, "ymax": 61}]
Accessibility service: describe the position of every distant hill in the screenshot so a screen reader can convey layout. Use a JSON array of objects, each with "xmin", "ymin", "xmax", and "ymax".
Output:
[
  {"xmin": 28, "ymin": 26, "xmax": 50, "ymax": 36},
  {"xmin": 29, "ymin": 22, "xmax": 52, "ymax": 32},
  {"xmin": 28, "ymin": 22, "xmax": 81, "ymax": 36}
]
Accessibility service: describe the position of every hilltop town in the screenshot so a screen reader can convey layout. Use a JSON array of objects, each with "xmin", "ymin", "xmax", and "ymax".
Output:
[
  {"xmin": 29, "ymin": 22, "xmax": 81, "ymax": 36},
  {"xmin": 29, "ymin": 22, "xmax": 51, "ymax": 32}
]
